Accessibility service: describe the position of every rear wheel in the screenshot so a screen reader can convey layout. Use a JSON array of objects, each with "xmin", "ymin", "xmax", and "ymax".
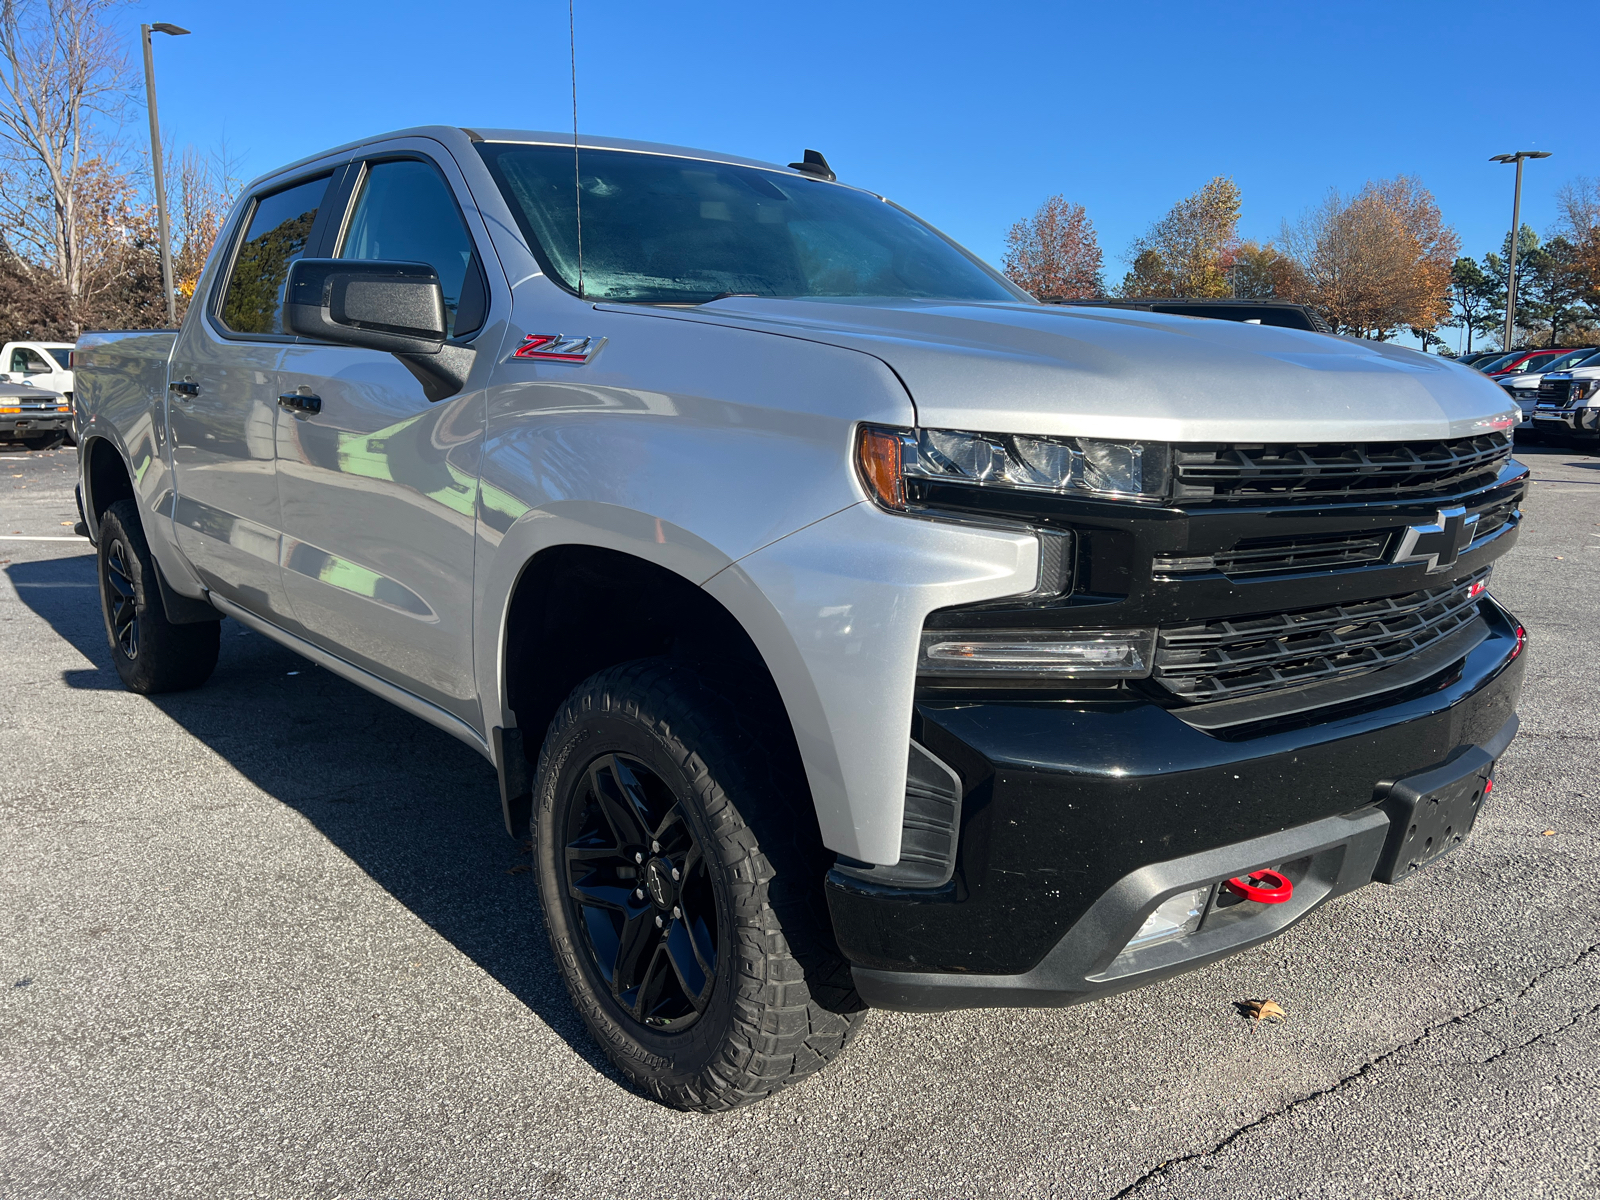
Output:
[
  {"xmin": 96, "ymin": 499, "xmax": 220, "ymax": 694},
  {"xmin": 532, "ymin": 658, "xmax": 866, "ymax": 1111}
]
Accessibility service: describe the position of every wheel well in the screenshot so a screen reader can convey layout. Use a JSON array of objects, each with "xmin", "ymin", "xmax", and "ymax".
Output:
[
  {"xmin": 85, "ymin": 438, "xmax": 134, "ymax": 525},
  {"xmin": 503, "ymin": 545, "xmax": 813, "ymax": 811}
]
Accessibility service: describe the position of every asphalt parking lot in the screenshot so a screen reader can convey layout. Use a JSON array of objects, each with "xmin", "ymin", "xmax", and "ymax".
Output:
[{"xmin": 2, "ymin": 439, "xmax": 1597, "ymax": 1200}]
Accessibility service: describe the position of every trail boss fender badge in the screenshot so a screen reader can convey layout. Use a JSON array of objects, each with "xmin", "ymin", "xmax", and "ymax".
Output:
[
  {"xmin": 1392, "ymin": 506, "xmax": 1480, "ymax": 573},
  {"xmin": 507, "ymin": 334, "xmax": 606, "ymax": 364}
]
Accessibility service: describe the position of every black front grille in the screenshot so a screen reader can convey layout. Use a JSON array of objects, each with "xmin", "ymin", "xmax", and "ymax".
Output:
[
  {"xmin": 1211, "ymin": 530, "xmax": 1393, "ymax": 578},
  {"xmin": 1153, "ymin": 572, "xmax": 1488, "ymax": 703},
  {"xmin": 1172, "ymin": 434, "xmax": 1512, "ymax": 503},
  {"xmin": 1537, "ymin": 379, "xmax": 1572, "ymax": 405}
]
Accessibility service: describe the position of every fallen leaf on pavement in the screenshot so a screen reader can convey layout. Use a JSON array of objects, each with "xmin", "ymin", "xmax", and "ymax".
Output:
[
  {"xmin": 1543, "ymin": 830, "xmax": 1556, "ymax": 836},
  {"xmin": 1240, "ymin": 998, "xmax": 1286, "ymax": 1024},
  {"xmin": 506, "ymin": 864, "xmax": 530, "ymax": 875}
]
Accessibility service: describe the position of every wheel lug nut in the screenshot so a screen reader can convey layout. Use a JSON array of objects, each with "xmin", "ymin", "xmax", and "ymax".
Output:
[
  {"xmin": 655, "ymin": 915, "xmax": 664, "ymax": 928},
  {"xmin": 651, "ymin": 841, "xmax": 661, "ymax": 853},
  {"xmin": 671, "ymin": 867, "xmax": 680, "ymax": 881},
  {"xmin": 672, "ymin": 906, "xmax": 680, "ymax": 919},
  {"xmin": 634, "ymin": 852, "xmax": 643, "ymax": 864},
  {"xmin": 635, "ymin": 889, "xmax": 645, "ymax": 900}
]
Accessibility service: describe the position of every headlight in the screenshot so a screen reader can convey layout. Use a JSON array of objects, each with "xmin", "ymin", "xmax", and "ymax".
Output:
[
  {"xmin": 1571, "ymin": 380, "xmax": 1598, "ymax": 404},
  {"xmin": 857, "ymin": 425, "xmax": 1170, "ymax": 510},
  {"xmin": 918, "ymin": 627, "xmax": 1156, "ymax": 678}
]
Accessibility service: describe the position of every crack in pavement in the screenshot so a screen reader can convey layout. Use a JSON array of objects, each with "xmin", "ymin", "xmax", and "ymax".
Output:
[{"xmin": 1109, "ymin": 937, "xmax": 1600, "ymax": 1198}]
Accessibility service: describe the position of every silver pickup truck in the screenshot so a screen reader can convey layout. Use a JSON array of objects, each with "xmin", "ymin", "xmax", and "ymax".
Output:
[{"xmin": 75, "ymin": 126, "xmax": 1529, "ymax": 1112}]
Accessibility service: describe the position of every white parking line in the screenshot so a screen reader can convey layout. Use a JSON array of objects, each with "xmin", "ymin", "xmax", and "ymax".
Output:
[{"xmin": 0, "ymin": 535, "xmax": 84, "ymax": 541}]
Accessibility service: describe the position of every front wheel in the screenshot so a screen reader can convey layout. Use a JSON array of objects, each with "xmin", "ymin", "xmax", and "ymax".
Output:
[
  {"xmin": 97, "ymin": 499, "xmax": 220, "ymax": 694},
  {"xmin": 532, "ymin": 659, "xmax": 866, "ymax": 1111}
]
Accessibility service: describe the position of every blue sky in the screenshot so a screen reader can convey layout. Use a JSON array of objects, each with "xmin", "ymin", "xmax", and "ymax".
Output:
[{"xmin": 119, "ymin": 0, "xmax": 1593, "ymax": 345}]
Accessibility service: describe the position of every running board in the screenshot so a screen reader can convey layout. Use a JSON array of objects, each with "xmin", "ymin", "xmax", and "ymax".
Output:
[{"xmin": 209, "ymin": 595, "xmax": 493, "ymax": 763}]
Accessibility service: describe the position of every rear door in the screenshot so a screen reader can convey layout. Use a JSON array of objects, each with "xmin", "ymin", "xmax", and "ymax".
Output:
[
  {"xmin": 167, "ymin": 170, "xmax": 339, "ymax": 625},
  {"xmin": 274, "ymin": 148, "xmax": 495, "ymax": 724}
]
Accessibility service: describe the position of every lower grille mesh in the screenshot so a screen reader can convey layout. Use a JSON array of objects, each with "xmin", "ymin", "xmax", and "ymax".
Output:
[{"xmin": 1154, "ymin": 572, "xmax": 1489, "ymax": 703}]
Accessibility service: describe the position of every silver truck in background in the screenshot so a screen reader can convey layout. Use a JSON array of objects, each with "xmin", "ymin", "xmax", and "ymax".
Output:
[{"xmin": 73, "ymin": 126, "xmax": 1529, "ymax": 1111}]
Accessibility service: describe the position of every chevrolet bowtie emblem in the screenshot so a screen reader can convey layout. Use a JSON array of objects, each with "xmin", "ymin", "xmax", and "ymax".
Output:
[{"xmin": 1392, "ymin": 506, "xmax": 1480, "ymax": 574}]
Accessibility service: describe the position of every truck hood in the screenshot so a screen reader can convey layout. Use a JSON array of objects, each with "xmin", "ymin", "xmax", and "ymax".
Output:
[{"xmin": 646, "ymin": 297, "xmax": 1517, "ymax": 443}]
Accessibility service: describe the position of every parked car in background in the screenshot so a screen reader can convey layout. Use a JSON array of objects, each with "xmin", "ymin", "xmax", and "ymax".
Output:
[
  {"xmin": 1048, "ymin": 298, "xmax": 1332, "ymax": 332},
  {"xmin": 1531, "ymin": 358, "xmax": 1600, "ymax": 449},
  {"xmin": 1483, "ymin": 348, "xmax": 1579, "ymax": 380},
  {"xmin": 1472, "ymin": 352, "xmax": 1520, "ymax": 373},
  {"xmin": 1498, "ymin": 348, "xmax": 1600, "ymax": 436},
  {"xmin": 0, "ymin": 379, "xmax": 73, "ymax": 449},
  {"xmin": 1457, "ymin": 350, "xmax": 1505, "ymax": 368},
  {"xmin": 0, "ymin": 340, "xmax": 75, "ymax": 399}
]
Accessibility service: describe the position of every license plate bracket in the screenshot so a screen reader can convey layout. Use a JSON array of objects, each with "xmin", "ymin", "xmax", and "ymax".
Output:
[{"xmin": 1374, "ymin": 746, "xmax": 1493, "ymax": 883}]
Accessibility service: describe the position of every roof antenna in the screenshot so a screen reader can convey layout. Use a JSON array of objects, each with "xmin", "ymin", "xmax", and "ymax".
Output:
[
  {"xmin": 569, "ymin": 0, "xmax": 583, "ymax": 297},
  {"xmin": 788, "ymin": 149, "xmax": 836, "ymax": 182}
]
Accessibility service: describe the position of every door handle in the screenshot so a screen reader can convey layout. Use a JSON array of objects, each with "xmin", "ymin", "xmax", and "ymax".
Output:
[
  {"xmin": 169, "ymin": 380, "xmax": 200, "ymax": 397},
  {"xmin": 278, "ymin": 391, "xmax": 322, "ymax": 415}
]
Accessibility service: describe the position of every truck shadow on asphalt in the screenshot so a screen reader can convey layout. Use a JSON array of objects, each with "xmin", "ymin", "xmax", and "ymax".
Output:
[{"xmin": 5, "ymin": 553, "xmax": 626, "ymax": 1085}]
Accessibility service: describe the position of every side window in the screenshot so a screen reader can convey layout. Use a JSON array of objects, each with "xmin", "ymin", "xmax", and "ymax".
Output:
[
  {"xmin": 339, "ymin": 160, "xmax": 485, "ymax": 338},
  {"xmin": 11, "ymin": 348, "xmax": 49, "ymax": 373},
  {"xmin": 219, "ymin": 174, "xmax": 332, "ymax": 335}
]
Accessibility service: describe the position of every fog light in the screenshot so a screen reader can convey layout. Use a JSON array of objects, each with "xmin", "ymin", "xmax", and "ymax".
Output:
[
  {"xmin": 918, "ymin": 628, "xmax": 1156, "ymax": 677},
  {"xmin": 1123, "ymin": 887, "xmax": 1209, "ymax": 951}
]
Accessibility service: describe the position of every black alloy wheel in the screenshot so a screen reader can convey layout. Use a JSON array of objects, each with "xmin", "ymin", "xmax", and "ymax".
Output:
[
  {"xmin": 104, "ymin": 536, "xmax": 140, "ymax": 659},
  {"xmin": 95, "ymin": 499, "xmax": 220, "ymax": 694},
  {"xmin": 532, "ymin": 659, "xmax": 867, "ymax": 1111},
  {"xmin": 563, "ymin": 752, "xmax": 719, "ymax": 1031}
]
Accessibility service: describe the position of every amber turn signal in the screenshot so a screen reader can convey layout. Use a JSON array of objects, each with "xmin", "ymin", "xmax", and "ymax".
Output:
[{"xmin": 856, "ymin": 426, "xmax": 906, "ymax": 510}]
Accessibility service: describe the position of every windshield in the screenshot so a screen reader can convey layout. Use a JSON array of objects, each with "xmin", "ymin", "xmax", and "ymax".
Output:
[
  {"xmin": 1475, "ymin": 353, "xmax": 1517, "ymax": 373},
  {"xmin": 477, "ymin": 144, "xmax": 1021, "ymax": 305},
  {"xmin": 1526, "ymin": 349, "xmax": 1593, "ymax": 373},
  {"xmin": 1513, "ymin": 351, "xmax": 1563, "ymax": 372}
]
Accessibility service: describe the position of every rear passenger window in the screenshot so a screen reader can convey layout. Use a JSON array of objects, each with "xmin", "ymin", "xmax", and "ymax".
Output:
[
  {"xmin": 338, "ymin": 160, "xmax": 484, "ymax": 338},
  {"xmin": 219, "ymin": 174, "xmax": 331, "ymax": 335}
]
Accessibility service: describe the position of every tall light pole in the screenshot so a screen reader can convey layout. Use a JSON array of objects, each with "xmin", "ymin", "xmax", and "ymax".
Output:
[
  {"xmin": 1489, "ymin": 150, "xmax": 1551, "ymax": 352},
  {"xmin": 141, "ymin": 22, "xmax": 190, "ymax": 327}
]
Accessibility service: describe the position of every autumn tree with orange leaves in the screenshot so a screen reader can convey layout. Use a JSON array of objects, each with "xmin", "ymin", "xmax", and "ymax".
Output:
[
  {"xmin": 1278, "ymin": 177, "xmax": 1458, "ymax": 339},
  {"xmin": 1003, "ymin": 195, "xmax": 1103, "ymax": 300}
]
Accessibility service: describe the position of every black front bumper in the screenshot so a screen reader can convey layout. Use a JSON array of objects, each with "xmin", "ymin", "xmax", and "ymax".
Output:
[{"xmin": 829, "ymin": 598, "xmax": 1525, "ymax": 1012}]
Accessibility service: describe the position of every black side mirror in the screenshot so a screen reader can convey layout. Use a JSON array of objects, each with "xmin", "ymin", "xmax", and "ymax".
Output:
[{"xmin": 284, "ymin": 258, "xmax": 475, "ymax": 402}]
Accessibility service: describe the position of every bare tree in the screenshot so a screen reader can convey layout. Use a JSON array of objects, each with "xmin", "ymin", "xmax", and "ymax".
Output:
[
  {"xmin": 170, "ymin": 143, "xmax": 239, "ymax": 314},
  {"xmin": 1279, "ymin": 177, "xmax": 1458, "ymax": 339},
  {"xmin": 0, "ymin": 0, "xmax": 127, "ymax": 332},
  {"xmin": 1119, "ymin": 176, "xmax": 1241, "ymax": 298},
  {"xmin": 1003, "ymin": 196, "xmax": 1103, "ymax": 300}
]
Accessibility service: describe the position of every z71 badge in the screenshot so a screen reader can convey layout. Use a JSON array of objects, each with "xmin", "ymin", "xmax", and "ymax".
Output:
[{"xmin": 508, "ymin": 334, "xmax": 606, "ymax": 364}]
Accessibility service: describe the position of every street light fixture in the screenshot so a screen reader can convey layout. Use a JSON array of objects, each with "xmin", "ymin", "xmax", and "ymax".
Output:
[
  {"xmin": 141, "ymin": 23, "xmax": 190, "ymax": 327},
  {"xmin": 1489, "ymin": 150, "xmax": 1552, "ymax": 353}
]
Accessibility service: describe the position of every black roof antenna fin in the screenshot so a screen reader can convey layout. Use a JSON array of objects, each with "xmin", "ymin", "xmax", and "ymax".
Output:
[{"xmin": 788, "ymin": 149, "xmax": 836, "ymax": 182}]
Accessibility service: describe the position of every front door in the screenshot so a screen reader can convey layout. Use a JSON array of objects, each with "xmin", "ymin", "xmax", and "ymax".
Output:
[
  {"xmin": 168, "ymin": 172, "xmax": 336, "ymax": 625},
  {"xmin": 275, "ymin": 156, "xmax": 489, "ymax": 723}
]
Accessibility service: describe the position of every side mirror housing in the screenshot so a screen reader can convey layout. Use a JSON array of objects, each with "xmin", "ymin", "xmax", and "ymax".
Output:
[
  {"xmin": 284, "ymin": 258, "xmax": 475, "ymax": 402},
  {"xmin": 285, "ymin": 258, "xmax": 446, "ymax": 353}
]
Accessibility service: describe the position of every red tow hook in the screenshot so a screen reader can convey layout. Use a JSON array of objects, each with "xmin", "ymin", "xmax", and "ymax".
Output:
[{"xmin": 1223, "ymin": 868, "xmax": 1294, "ymax": 904}]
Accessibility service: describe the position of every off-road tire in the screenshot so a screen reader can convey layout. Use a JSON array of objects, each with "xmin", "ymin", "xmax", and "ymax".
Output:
[
  {"xmin": 97, "ymin": 499, "xmax": 220, "ymax": 694},
  {"xmin": 532, "ymin": 658, "xmax": 867, "ymax": 1111}
]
